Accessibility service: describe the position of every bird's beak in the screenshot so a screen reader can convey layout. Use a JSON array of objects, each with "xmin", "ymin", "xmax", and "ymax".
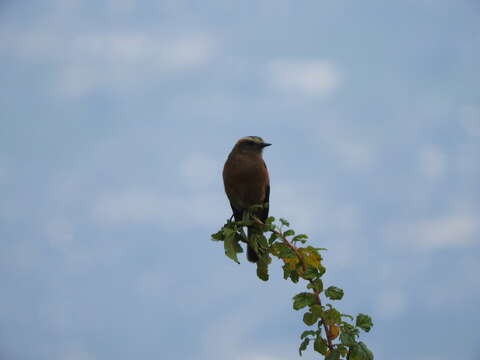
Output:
[{"xmin": 261, "ymin": 142, "xmax": 272, "ymax": 148}]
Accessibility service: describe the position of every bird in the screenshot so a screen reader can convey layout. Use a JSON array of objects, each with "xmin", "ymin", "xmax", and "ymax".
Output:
[{"xmin": 223, "ymin": 136, "xmax": 271, "ymax": 263}]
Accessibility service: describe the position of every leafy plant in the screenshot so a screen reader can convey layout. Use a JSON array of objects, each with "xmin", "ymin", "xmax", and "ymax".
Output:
[{"xmin": 211, "ymin": 205, "xmax": 374, "ymax": 359}]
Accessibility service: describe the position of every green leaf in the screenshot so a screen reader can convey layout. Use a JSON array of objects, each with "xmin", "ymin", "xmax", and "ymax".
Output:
[
  {"xmin": 292, "ymin": 234, "xmax": 308, "ymax": 243},
  {"xmin": 339, "ymin": 331, "xmax": 356, "ymax": 346},
  {"xmin": 307, "ymin": 279, "xmax": 323, "ymax": 292},
  {"xmin": 223, "ymin": 230, "xmax": 240, "ymax": 264},
  {"xmin": 256, "ymin": 254, "xmax": 271, "ymax": 281},
  {"xmin": 349, "ymin": 342, "xmax": 373, "ymax": 360},
  {"xmin": 271, "ymin": 243, "xmax": 296, "ymax": 258},
  {"xmin": 211, "ymin": 229, "xmax": 224, "ymax": 241},
  {"xmin": 266, "ymin": 216, "xmax": 275, "ymax": 225},
  {"xmin": 279, "ymin": 218, "xmax": 290, "ymax": 227},
  {"xmin": 298, "ymin": 337, "xmax": 310, "ymax": 356},
  {"xmin": 356, "ymin": 314, "xmax": 373, "ymax": 332},
  {"xmin": 303, "ymin": 311, "xmax": 318, "ymax": 326},
  {"xmin": 323, "ymin": 307, "xmax": 341, "ymax": 325},
  {"xmin": 292, "ymin": 292, "xmax": 316, "ymax": 310},
  {"xmin": 358, "ymin": 342, "xmax": 374, "ymax": 360},
  {"xmin": 300, "ymin": 330, "xmax": 316, "ymax": 339},
  {"xmin": 268, "ymin": 232, "xmax": 278, "ymax": 245},
  {"xmin": 317, "ymin": 264, "xmax": 326, "ymax": 277},
  {"xmin": 313, "ymin": 336, "xmax": 328, "ymax": 355},
  {"xmin": 325, "ymin": 348, "xmax": 340, "ymax": 360},
  {"xmin": 337, "ymin": 344, "xmax": 348, "ymax": 357},
  {"xmin": 303, "ymin": 266, "xmax": 319, "ymax": 280},
  {"xmin": 256, "ymin": 234, "xmax": 269, "ymax": 249},
  {"xmin": 325, "ymin": 286, "xmax": 344, "ymax": 300},
  {"xmin": 283, "ymin": 229, "xmax": 295, "ymax": 237},
  {"xmin": 310, "ymin": 304, "xmax": 323, "ymax": 317}
]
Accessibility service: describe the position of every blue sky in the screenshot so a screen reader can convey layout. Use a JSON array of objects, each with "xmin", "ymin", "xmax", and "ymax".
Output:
[{"xmin": 1, "ymin": 1, "xmax": 479, "ymax": 359}]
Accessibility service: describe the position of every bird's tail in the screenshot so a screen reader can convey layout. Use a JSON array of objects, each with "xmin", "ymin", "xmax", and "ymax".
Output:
[{"xmin": 246, "ymin": 227, "xmax": 260, "ymax": 263}]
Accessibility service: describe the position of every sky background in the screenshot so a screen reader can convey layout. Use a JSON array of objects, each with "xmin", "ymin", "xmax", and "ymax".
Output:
[{"xmin": 1, "ymin": 0, "xmax": 479, "ymax": 359}]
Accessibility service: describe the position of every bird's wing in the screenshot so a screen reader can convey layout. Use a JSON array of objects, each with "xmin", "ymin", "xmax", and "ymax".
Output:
[
  {"xmin": 230, "ymin": 202, "xmax": 243, "ymax": 222},
  {"xmin": 260, "ymin": 160, "xmax": 270, "ymax": 221}
]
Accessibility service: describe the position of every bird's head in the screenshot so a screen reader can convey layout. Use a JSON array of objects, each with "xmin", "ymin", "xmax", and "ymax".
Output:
[{"xmin": 232, "ymin": 136, "xmax": 271, "ymax": 155}]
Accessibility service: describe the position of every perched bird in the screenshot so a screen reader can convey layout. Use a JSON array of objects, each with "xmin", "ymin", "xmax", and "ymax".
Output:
[{"xmin": 223, "ymin": 136, "xmax": 271, "ymax": 262}]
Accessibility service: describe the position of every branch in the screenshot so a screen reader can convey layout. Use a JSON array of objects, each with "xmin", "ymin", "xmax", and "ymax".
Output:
[
  {"xmin": 252, "ymin": 215, "xmax": 333, "ymax": 351},
  {"xmin": 211, "ymin": 211, "xmax": 374, "ymax": 359}
]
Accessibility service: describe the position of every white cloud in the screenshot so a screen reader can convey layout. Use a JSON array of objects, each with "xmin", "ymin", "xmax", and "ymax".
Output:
[
  {"xmin": 312, "ymin": 118, "xmax": 377, "ymax": 171},
  {"xmin": 136, "ymin": 268, "xmax": 172, "ymax": 297},
  {"xmin": 62, "ymin": 346, "xmax": 96, "ymax": 360},
  {"xmin": 332, "ymin": 138, "xmax": 374, "ymax": 170},
  {"xmin": 2, "ymin": 28, "xmax": 216, "ymax": 96},
  {"xmin": 418, "ymin": 145, "xmax": 447, "ymax": 179},
  {"xmin": 45, "ymin": 219, "xmax": 75, "ymax": 247},
  {"xmin": 201, "ymin": 306, "xmax": 296, "ymax": 360},
  {"xmin": 273, "ymin": 182, "xmax": 364, "ymax": 270},
  {"xmin": 107, "ymin": 0, "xmax": 137, "ymax": 13},
  {"xmin": 268, "ymin": 59, "xmax": 340, "ymax": 96},
  {"xmin": 91, "ymin": 188, "xmax": 227, "ymax": 229},
  {"xmin": 376, "ymin": 288, "xmax": 408, "ymax": 318},
  {"xmin": 237, "ymin": 355, "xmax": 289, "ymax": 360},
  {"xmin": 179, "ymin": 152, "xmax": 221, "ymax": 189},
  {"xmin": 388, "ymin": 213, "xmax": 479, "ymax": 250},
  {"xmin": 92, "ymin": 189, "xmax": 162, "ymax": 224},
  {"xmin": 460, "ymin": 105, "xmax": 480, "ymax": 137}
]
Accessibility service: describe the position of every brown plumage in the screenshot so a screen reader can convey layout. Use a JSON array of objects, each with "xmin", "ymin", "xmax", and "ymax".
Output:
[{"xmin": 223, "ymin": 136, "xmax": 271, "ymax": 262}]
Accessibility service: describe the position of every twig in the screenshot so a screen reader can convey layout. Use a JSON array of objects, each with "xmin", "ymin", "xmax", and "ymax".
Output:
[{"xmin": 251, "ymin": 215, "xmax": 334, "ymax": 352}]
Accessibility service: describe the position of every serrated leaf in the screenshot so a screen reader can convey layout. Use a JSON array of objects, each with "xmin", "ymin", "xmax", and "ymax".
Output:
[
  {"xmin": 292, "ymin": 234, "xmax": 308, "ymax": 243},
  {"xmin": 283, "ymin": 256, "xmax": 300, "ymax": 269},
  {"xmin": 257, "ymin": 234, "xmax": 269, "ymax": 249},
  {"xmin": 325, "ymin": 286, "xmax": 344, "ymax": 300},
  {"xmin": 349, "ymin": 342, "xmax": 373, "ymax": 360},
  {"xmin": 300, "ymin": 330, "xmax": 316, "ymax": 339},
  {"xmin": 224, "ymin": 231, "xmax": 240, "ymax": 264},
  {"xmin": 356, "ymin": 314, "xmax": 373, "ymax": 332},
  {"xmin": 290, "ymin": 270, "xmax": 299, "ymax": 283},
  {"xmin": 211, "ymin": 229, "xmax": 225, "ymax": 241},
  {"xmin": 266, "ymin": 216, "xmax": 275, "ymax": 225},
  {"xmin": 271, "ymin": 243, "xmax": 296, "ymax": 258},
  {"xmin": 256, "ymin": 254, "xmax": 271, "ymax": 281},
  {"xmin": 279, "ymin": 218, "xmax": 290, "ymax": 227},
  {"xmin": 283, "ymin": 229, "xmax": 295, "ymax": 237},
  {"xmin": 313, "ymin": 336, "xmax": 328, "ymax": 355},
  {"xmin": 310, "ymin": 304, "xmax": 323, "ymax": 317},
  {"xmin": 323, "ymin": 307, "xmax": 341, "ymax": 325},
  {"xmin": 303, "ymin": 266, "xmax": 319, "ymax": 280},
  {"xmin": 339, "ymin": 331, "xmax": 356, "ymax": 346},
  {"xmin": 303, "ymin": 311, "xmax": 318, "ymax": 326},
  {"xmin": 299, "ymin": 247, "xmax": 321, "ymax": 268},
  {"xmin": 358, "ymin": 342, "xmax": 374, "ymax": 360},
  {"xmin": 317, "ymin": 264, "xmax": 326, "ymax": 276},
  {"xmin": 337, "ymin": 344, "xmax": 348, "ymax": 357},
  {"xmin": 298, "ymin": 337, "xmax": 310, "ymax": 356},
  {"xmin": 292, "ymin": 292, "xmax": 316, "ymax": 310},
  {"xmin": 268, "ymin": 232, "xmax": 278, "ymax": 245},
  {"xmin": 307, "ymin": 279, "xmax": 323, "ymax": 293},
  {"xmin": 325, "ymin": 349, "xmax": 340, "ymax": 360}
]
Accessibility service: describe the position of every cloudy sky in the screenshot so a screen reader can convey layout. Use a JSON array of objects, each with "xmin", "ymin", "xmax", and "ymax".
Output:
[{"xmin": 1, "ymin": 0, "xmax": 479, "ymax": 359}]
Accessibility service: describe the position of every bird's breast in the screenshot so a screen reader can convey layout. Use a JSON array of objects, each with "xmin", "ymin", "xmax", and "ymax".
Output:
[{"xmin": 223, "ymin": 154, "xmax": 269, "ymax": 209}]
